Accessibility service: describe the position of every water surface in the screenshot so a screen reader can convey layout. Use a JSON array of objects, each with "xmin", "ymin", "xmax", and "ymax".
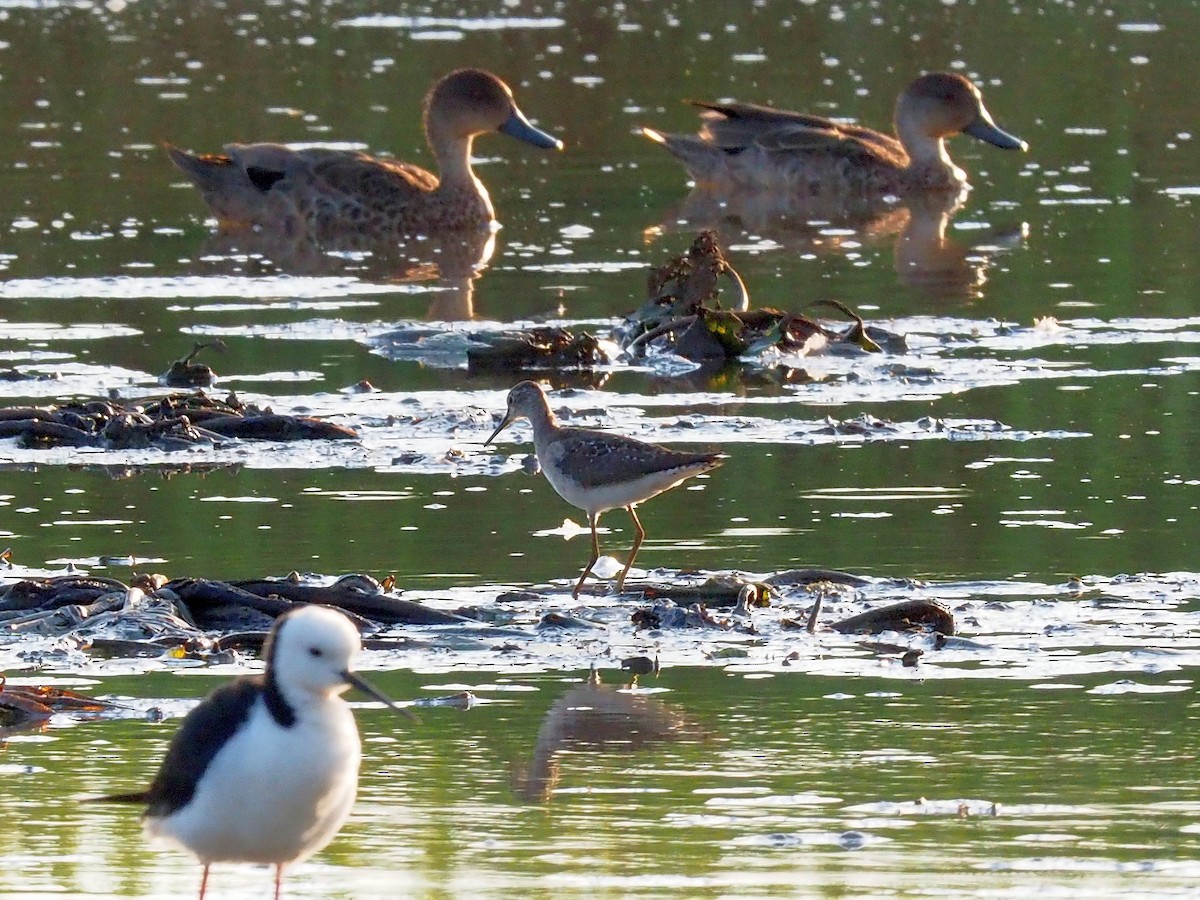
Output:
[{"xmin": 2, "ymin": 1, "xmax": 1200, "ymax": 897}]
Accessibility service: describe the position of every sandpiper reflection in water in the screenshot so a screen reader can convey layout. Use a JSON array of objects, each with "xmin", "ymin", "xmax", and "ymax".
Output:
[{"xmin": 511, "ymin": 667, "xmax": 706, "ymax": 804}]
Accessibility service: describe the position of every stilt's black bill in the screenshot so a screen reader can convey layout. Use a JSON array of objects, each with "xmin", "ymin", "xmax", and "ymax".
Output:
[{"xmin": 343, "ymin": 671, "xmax": 418, "ymax": 722}]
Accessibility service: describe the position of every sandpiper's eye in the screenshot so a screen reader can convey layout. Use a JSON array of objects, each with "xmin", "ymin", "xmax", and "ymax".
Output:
[{"xmin": 308, "ymin": 646, "xmax": 323, "ymax": 657}]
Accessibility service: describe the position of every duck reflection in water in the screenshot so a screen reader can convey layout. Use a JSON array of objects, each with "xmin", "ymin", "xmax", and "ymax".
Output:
[
  {"xmin": 190, "ymin": 226, "xmax": 497, "ymax": 321},
  {"xmin": 891, "ymin": 193, "xmax": 1028, "ymax": 299},
  {"xmin": 510, "ymin": 666, "xmax": 707, "ymax": 804},
  {"xmin": 650, "ymin": 186, "xmax": 1026, "ymax": 301}
]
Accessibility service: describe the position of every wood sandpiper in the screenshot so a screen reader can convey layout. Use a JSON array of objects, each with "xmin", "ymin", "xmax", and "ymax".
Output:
[{"xmin": 485, "ymin": 381, "xmax": 725, "ymax": 598}]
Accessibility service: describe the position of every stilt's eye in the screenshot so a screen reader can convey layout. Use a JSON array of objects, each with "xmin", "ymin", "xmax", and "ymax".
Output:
[{"xmin": 309, "ymin": 647, "xmax": 323, "ymax": 657}]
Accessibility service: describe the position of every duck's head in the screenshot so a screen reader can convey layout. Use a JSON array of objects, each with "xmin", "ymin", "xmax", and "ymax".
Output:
[
  {"xmin": 425, "ymin": 69, "xmax": 562, "ymax": 150},
  {"xmin": 896, "ymin": 72, "xmax": 1027, "ymax": 152}
]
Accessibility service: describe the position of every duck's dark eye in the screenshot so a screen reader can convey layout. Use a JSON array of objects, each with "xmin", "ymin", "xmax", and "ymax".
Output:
[{"xmin": 309, "ymin": 646, "xmax": 323, "ymax": 657}]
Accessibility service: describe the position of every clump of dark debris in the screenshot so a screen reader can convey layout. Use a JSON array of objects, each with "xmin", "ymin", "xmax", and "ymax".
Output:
[
  {"xmin": 459, "ymin": 230, "xmax": 905, "ymax": 373},
  {"xmin": 0, "ymin": 572, "xmax": 469, "ymax": 642},
  {"xmin": 620, "ymin": 230, "xmax": 903, "ymax": 363},
  {"xmin": 161, "ymin": 340, "xmax": 226, "ymax": 388},
  {"xmin": 0, "ymin": 675, "xmax": 122, "ymax": 735},
  {"xmin": 0, "ymin": 390, "xmax": 357, "ymax": 450},
  {"xmin": 467, "ymin": 326, "xmax": 612, "ymax": 372}
]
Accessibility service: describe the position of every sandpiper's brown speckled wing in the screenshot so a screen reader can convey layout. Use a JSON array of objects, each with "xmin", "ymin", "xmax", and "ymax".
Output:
[{"xmin": 547, "ymin": 427, "xmax": 723, "ymax": 491}]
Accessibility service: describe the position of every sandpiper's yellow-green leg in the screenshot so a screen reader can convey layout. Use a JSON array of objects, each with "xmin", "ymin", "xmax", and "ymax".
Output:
[{"xmin": 617, "ymin": 506, "xmax": 647, "ymax": 593}]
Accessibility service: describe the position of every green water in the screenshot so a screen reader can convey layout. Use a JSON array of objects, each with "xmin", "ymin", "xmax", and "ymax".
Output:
[
  {"xmin": 2, "ymin": 1, "xmax": 1200, "ymax": 896},
  {"xmin": 6, "ymin": 669, "xmax": 1200, "ymax": 897}
]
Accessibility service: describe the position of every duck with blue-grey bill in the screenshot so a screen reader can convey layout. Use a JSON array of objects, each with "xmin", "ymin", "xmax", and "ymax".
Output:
[
  {"xmin": 643, "ymin": 71, "xmax": 1025, "ymax": 197},
  {"xmin": 166, "ymin": 68, "xmax": 563, "ymax": 238}
]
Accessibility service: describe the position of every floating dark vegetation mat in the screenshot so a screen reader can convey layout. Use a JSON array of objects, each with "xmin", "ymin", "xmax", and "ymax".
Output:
[
  {"xmin": 827, "ymin": 598, "xmax": 956, "ymax": 635},
  {"xmin": 173, "ymin": 575, "xmax": 469, "ymax": 629},
  {"xmin": 629, "ymin": 572, "xmax": 952, "ymax": 637},
  {"xmin": 631, "ymin": 594, "xmax": 953, "ymax": 636},
  {"xmin": 0, "ymin": 367, "xmax": 58, "ymax": 383},
  {"xmin": 631, "ymin": 573, "xmax": 775, "ymax": 608},
  {"xmin": 466, "ymin": 326, "xmax": 613, "ymax": 373},
  {"xmin": 0, "ymin": 674, "xmax": 121, "ymax": 735},
  {"xmin": 619, "ymin": 230, "xmax": 907, "ymax": 364},
  {"xmin": 0, "ymin": 564, "xmax": 954, "ymax": 670},
  {"xmin": 0, "ymin": 571, "xmax": 475, "ymax": 663},
  {"xmin": 0, "ymin": 389, "xmax": 357, "ymax": 450},
  {"xmin": 456, "ymin": 231, "xmax": 904, "ymax": 374},
  {"xmin": 160, "ymin": 340, "xmax": 226, "ymax": 388}
]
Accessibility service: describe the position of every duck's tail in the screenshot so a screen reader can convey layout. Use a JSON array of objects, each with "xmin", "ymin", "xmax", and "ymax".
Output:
[
  {"xmin": 640, "ymin": 127, "xmax": 725, "ymax": 183},
  {"xmin": 164, "ymin": 143, "xmax": 279, "ymax": 227},
  {"xmin": 165, "ymin": 143, "xmax": 237, "ymax": 189}
]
